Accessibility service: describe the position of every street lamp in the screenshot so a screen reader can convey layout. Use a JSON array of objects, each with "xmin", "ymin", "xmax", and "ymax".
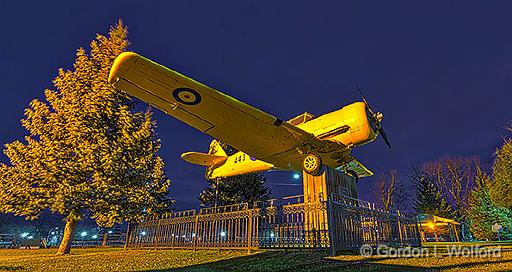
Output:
[{"xmin": 80, "ymin": 231, "xmax": 88, "ymax": 247}]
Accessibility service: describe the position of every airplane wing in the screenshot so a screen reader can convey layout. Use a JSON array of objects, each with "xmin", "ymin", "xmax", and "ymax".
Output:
[{"xmin": 108, "ymin": 52, "xmax": 347, "ymax": 170}]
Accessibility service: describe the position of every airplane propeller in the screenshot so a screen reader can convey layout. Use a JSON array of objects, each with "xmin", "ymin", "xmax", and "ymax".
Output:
[{"xmin": 355, "ymin": 84, "xmax": 392, "ymax": 149}]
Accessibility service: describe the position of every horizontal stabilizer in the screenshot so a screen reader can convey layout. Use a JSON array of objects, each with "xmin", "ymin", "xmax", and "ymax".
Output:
[
  {"xmin": 181, "ymin": 152, "xmax": 228, "ymax": 167},
  {"xmin": 339, "ymin": 158, "xmax": 373, "ymax": 178}
]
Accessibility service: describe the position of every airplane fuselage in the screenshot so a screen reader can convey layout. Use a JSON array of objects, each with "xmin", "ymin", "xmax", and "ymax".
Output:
[
  {"xmin": 206, "ymin": 151, "xmax": 274, "ymax": 179},
  {"xmin": 206, "ymin": 101, "xmax": 379, "ymax": 179}
]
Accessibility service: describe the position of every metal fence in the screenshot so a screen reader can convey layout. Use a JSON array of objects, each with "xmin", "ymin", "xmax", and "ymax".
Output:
[
  {"xmin": 0, "ymin": 234, "xmax": 15, "ymax": 248},
  {"xmin": 0, "ymin": 233, "xmax": 127, "ymax": 249},
  {"xmin": 70, "ymin": 233, "xmax": 127, "ymax": 247},
  {"xmin": 329, "ymin": 194, "xmax": 420, "ymax": 253},
  {"xmin": 126, "ymin": 194, "xmax": 420, "ymax": 254}
]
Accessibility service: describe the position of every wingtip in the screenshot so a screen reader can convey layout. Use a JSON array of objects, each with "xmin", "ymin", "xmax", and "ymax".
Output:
[
  {"xmin": 180, "ymin": 152, "xmax": 193, "ymax": 159},
  {"xmin": 108, "ymin": 51, "xmax": 140, "ymax": 84}
]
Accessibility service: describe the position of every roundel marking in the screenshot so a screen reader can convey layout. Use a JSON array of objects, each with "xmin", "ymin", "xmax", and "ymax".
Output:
[{"xmin": 172, "ymin": 88, "xmax": 202, "ymax": 105}]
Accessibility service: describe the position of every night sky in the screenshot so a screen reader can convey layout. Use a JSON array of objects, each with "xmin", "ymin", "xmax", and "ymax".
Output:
[{"xmin": 1, "ymin": 1, "xmax": 511, "ymax": 211}]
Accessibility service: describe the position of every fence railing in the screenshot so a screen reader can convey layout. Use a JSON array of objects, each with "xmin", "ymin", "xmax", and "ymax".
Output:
[
  {"xmin": 329, "ymin": 194, "xmax": 420, "ymax": 252},
  {"xmin": 126, "ymin": 194, "xmax": 420, "ymax": 254},
  {"xmin": 0, "ymin": 234, "xmax": 15, "ymax": 248}
]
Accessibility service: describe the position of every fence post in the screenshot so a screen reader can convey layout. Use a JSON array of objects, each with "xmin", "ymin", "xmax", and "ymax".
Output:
[
  {"xmin": 124, "ymin": 222, "xmax": 131, "ymax": 250},
  {"xmin": 193, "ymin": 212, "xmax": 199, "ymax": 252},
  {"xmin": 247, "ymin": 209, "xmax": 253, "ymax": 254},
  {"xmin": 154, "ymin": 219, "xmax": 161, "ymax": 249},
  {"xmin": 326, "ymin": 195, "xmax": 336, "ymax": 256}
]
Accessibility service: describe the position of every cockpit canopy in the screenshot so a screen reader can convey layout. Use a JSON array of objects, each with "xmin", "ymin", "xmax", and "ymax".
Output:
[{"xmin": 287, "ymin": 112, "xmax": 315, "ymax": 126}]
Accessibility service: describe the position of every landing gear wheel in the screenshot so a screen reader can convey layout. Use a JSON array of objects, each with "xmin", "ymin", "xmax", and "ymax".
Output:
[{"xmin": 303, "ymin": 153, "xmax": 322, "ymax": 176}]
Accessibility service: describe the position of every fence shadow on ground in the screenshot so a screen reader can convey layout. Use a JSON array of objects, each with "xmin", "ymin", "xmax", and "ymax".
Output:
[
  {"xmin": 131, "ymin": 251, "xmax": 409, "ymax": 272},
  {"xmin": 134, "ymin": 250, "xmax": 512, "ymax": 272},
  {"xmin": 0, "ymin": 265, "xmax": 24, "ymax": 271}
]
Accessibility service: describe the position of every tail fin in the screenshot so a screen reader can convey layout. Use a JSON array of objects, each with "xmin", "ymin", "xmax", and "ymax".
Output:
[{"xmin": 208, "ymin": 139, "xmax": 227, "ymax": 157}]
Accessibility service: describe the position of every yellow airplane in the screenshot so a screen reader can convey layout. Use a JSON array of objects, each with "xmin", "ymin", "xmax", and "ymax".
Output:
[{"xmin": 108, "ymin": 52, "xmax": 391, "ymax": 181}]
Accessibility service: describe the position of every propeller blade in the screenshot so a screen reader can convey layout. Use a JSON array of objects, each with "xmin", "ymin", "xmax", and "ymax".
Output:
[
  {"xmin": 379, "ymin": 127, "xmax": 392, "ymax": 149},
  {"xmin": 355, "ymin": 83, "xmax": 375, "ymax": 116},
  {"xmin": 355, "ymin": 83, "xmax": 391, "ymax": 149}
]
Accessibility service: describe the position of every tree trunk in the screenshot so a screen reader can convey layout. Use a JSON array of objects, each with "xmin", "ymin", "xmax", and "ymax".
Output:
[
  {"xmin": 56, "ymin": 213, "xmax": 78, "ymax": 255},
  {"xmin": 102, "ymin": 233, "xmax": 108, "ymax": 246}
]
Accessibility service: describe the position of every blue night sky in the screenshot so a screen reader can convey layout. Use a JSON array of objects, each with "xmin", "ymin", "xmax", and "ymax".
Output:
[{"xmin": 0, "ymin": 1, "xmax": 511, "ymax": 211}]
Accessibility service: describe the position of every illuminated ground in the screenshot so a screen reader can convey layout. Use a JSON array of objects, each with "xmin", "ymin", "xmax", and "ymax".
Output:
[{"xmin": 0, "ymin": 246, "xmax": 510, "ymax": 271}]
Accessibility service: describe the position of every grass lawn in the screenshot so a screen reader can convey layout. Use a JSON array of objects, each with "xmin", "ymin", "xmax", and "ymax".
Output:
[{"xmin": 0, "ymin": 245, "xmax": 510, "ymax": 272}]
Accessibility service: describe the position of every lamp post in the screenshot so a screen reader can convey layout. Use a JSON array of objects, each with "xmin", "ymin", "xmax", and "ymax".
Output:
[
  {"xmin": 214, "ymin": 178, "xmax": 220, "ymax": 208},
  {"xmin": 80, "ymin": 231, "xmax": 87, "ymax": 247}
]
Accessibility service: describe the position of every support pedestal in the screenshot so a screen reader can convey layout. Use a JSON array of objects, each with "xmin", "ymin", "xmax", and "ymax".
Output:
[
  {"xmin": 302, "ymin": 167, "xmax": 358, "ymax": 247},
  {"xmin": 303, "ymin": 167, "xmax": 358, "ymax": 203}
]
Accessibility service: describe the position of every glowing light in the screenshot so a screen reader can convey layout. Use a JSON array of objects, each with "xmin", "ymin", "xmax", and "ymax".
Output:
[
  {"xmin": 220, "ymin": 231, "xmax": 226, "ymax": 237},
  {"xmin": 80, "ymin": 231, "xmax": 88, "ymax": 237},
  {"xmin": 27, "ymin": 236, "xmax": 34, "ymax": 239},
  {"xmin": 293, "ymin": 173, "xmax": 301, "ymax": 179},
  {"xmin": 427, "ymin": 222, "xmax": 436, "ymax": 229},
  {"xmin": 270, "ymin": 232, "xmax": 275, "ymax": 238},
  {"xmin": 107, "ymin": 230, "xmax": 113, "ymax": 234},
  {"xmin": 50, "ymin": 232, "xmax": 55, "ymax": 235},
  {"xmin": 140, "ymin": 231, "xmax": 147, "ymax": 236},
  {"xmin": 192, "ymin": 233, "xmax": 196, "ymax": 237},
  {"xmin": 92, "ymin": 235, "xmax": 98, "ymax": 239},
  {"xmin": 21, "ymin": 233, "xmax": 29, "ymax": 238}
]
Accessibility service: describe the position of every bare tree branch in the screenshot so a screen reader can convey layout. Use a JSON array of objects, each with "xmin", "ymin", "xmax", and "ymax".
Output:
[
  {"xmin": 374, "ymin": 170, "xmax": 406, "ymax": 212},
  {"xmin": 422, "ymin": 156, "xmax": 479, "ymax": 219}
]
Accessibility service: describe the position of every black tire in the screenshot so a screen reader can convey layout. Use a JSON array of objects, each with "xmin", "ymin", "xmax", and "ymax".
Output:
[
  {"xmin": 345, "ymin": 170, "xmax": 359, "ymax": 183},
  {"xmin": 302, "ymin": 153, "xmax": 323, "ymax": 176}
]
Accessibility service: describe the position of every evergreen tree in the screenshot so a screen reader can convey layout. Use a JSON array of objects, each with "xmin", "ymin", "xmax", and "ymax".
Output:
[
  {"xmin": 490, "ymin": 138, "xmax": 512, "ymax": 209},
  {"xmin": 412, "ymin": 168, "xmax": 453, "ymax": 218},
  {"xmin": 0, "ymin": 21, "xmax": 172, "ymax": 254},
  {"xmin": 468, "ymin": 169, "xmax": 512, "ymax": 240},
  {"xmin": 199, "ymin": 173, "xmax": 271, "ymax": 207}
]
